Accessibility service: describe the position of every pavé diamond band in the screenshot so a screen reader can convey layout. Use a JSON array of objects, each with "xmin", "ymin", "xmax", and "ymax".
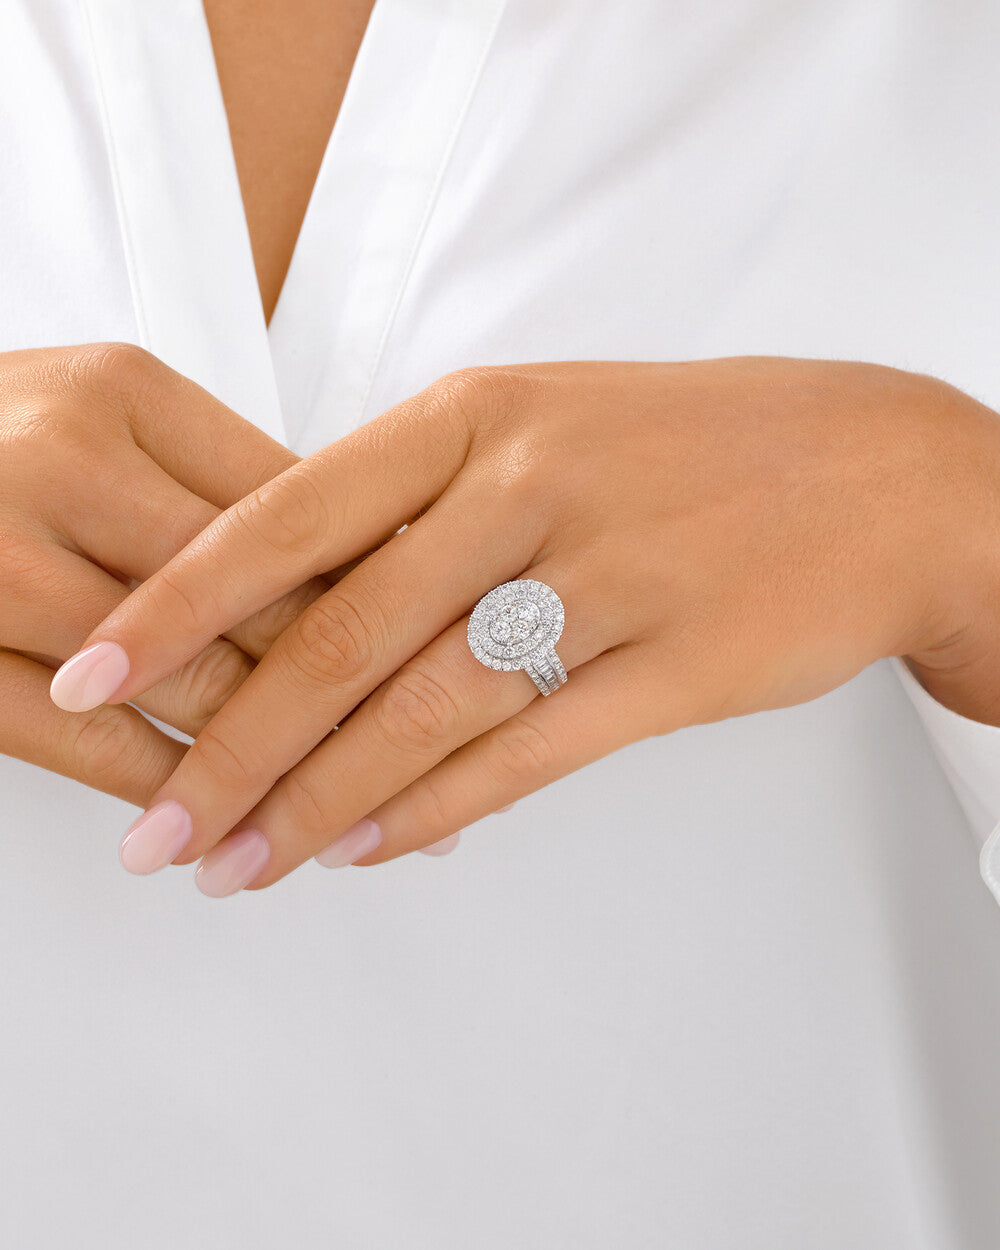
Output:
[{"xmin": 467, "ymin": 579, "xmax": 567, "ymax": 696}]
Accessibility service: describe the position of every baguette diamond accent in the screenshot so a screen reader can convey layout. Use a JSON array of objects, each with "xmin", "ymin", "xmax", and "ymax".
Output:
[{"xmin": 468, "ymin": 579, "xmax": 567, "ymax": 695}]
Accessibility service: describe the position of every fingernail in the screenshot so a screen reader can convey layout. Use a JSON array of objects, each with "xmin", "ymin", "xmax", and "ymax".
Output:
[
  {"xmin": 50, "ymin": 642, "xmax": 129, "ymax": 712},
  {"xmin": 419, "ymin": 832, "xmax": 461, "ymax": 857},
  {"xmin": 495, "ymin": 802, "xmax": 516, "ymax": 813},
  {"xmin": 315, "ymin": 818, "xmax": 382, "ymax": 868},
  {"xmin": 120, "ymin": 800, "xmax": 193, "ymax": 874},
  {"xmin": 194, "ymin": 828, "xmax": 270, "ymax": 897}
]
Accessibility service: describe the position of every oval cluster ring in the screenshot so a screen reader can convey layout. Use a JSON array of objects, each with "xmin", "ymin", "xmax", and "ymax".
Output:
[{"xmin": 467, "ymin": 578, "xmax": 568, "ymax": 696}]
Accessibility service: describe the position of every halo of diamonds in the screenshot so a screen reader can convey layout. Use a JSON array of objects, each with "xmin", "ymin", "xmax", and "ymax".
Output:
[{"xmin": 468, "ymin": 579, "xmax": 566, "ymax": 693}]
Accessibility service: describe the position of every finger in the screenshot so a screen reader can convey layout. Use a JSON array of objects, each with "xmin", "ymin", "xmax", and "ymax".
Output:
[
  {"xmin": 136, "ymin": 492, "xmax": 546, "ymax": 862},
  {"xmin": 6, "ymin": 537, "xmax": 253, "ymax": 737},
  {"xmin": 54, "ymin": 445, "xmax": 219, "ymax": 583},
  {"xmin": 52, "ymin": 443, "xmax": 330, "ymax": 661},
  {"xmin": 73, "ymin": 377, "xmax": 482, "ymax": 703},
  {"xmin": 344, "ymin": 643, "xmax": 655, "ymax": 864},
  {"xmin": 418, "ymin": 833, "xmax": 462, "ymax": 856},
  {"xmin": 194, "ymin": 562, "xmax": 627, "ymax": 891},
  {"xmin": 81, "ymin": 342, "xmax": 300, "ymax": 507},
  {"xmin": 0, "ymin": 650, "xmax": 185, "ymax": 808}
]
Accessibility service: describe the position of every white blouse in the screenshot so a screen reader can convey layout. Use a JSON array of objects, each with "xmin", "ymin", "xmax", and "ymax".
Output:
[{"xmin": 4, "ymin": 2, "xmax": 1000, "ymax": 1245}]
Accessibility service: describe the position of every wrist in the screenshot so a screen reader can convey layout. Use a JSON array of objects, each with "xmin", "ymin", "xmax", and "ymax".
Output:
[{"xmin": 899, "ymin": 374, "xmax": 1000, "ymax": 724}]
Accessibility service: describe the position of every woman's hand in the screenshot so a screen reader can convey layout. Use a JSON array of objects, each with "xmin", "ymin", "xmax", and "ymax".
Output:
[
  {"xmin": 65, "ymin": 357, "xmax": 1000, "ymax": 893},
  {"xmin": 0, "ymin": 342, "xmax": 327, "ymax": 835}
]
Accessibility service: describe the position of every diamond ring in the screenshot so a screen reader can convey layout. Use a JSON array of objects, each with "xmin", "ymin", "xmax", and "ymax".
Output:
[{"xmin": 467, "ymin": 579, "xmax": 567, "ymax": 696}]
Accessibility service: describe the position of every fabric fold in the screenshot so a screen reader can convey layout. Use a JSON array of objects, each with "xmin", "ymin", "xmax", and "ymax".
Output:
[{"xmin": 892, "ymin": 654, "xmax": 1000, "ymax": 902}]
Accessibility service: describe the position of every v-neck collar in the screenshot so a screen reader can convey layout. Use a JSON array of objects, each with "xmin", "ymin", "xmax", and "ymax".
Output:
[
  {"xmin": 80, "ymin": 0, "xmax": 284, "ymax": 441},
  {"xmin": 80, "ymin": 0, "xmax": 507, "ymax": 453},
  {"xmin": 268, "ymin": 0, "xmax": 508, "ymax": 452}
]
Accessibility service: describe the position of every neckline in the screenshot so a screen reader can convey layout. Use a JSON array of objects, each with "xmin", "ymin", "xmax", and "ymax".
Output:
[
  {"xmin": 267, "ymin": 0, "xmax": 509, "ymax": 449},
  {"xmin": 80, "ymin": 0, "xmax": 287, "ymax": 441},
  {"xmin": 82, "ymin": 0, "xmax": 508, "ymax": 451},
  {"xmin": 201, "ymin": 1, "xmax": 375, "ymax": 334}
]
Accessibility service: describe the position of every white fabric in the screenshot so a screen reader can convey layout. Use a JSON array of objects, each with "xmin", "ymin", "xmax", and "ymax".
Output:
[
  {"xmin": 3, "ymin": 1, "xmax": 1000, "ymax": 1245},
  {"xmin": 893, "ymin": 657, "xmax": 1000, "ymax": 904}
]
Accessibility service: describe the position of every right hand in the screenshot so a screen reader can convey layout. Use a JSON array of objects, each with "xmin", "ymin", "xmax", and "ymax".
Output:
[{"xmin": 0, "ymin": 341, "xmax": 325, "ymax": 808}]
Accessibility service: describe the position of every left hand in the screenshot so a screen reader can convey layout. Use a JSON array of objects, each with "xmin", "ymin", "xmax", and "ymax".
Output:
[{"xmin": 56, "ymin": 357, "xmax": 1000, "ymax": 893}]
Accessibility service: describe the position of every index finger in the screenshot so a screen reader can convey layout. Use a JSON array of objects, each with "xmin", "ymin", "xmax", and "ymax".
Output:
[{"xmin": 50, "ymin": 374, "xmax": 482, "ymax": 709}]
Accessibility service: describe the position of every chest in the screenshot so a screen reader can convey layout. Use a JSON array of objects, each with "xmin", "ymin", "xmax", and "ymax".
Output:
[
  {"xmin": 202, "ymin": 0, "xmax": 375, "ymax": 324},
  {"xmin": 2, "ymin": 0, "xmax": 999, "ymax": 454}
]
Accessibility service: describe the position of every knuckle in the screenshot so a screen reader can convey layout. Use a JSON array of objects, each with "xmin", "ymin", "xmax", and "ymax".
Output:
[
  {"xmin": 405, "ymin": 775, "xmax": 452, "ymax": 834},
  {"xmin": 70, "ymin": 707, "xmax": 137, "ymax": 786},
  {"xmin": 72, "ymin": 341, "xmax": 159, "ymax": 390},
  {"xmin": 153, "ymin": 566, "xmax": 211, "ymax": 638},
  {"xmin": 290, "ymin": 594, "xmax": 373, "ymax": 685},
  {"xmin": 64, "ymin": 342, "xmax": 169, "ymax": 428},
  {"xmin": 488, "ymin": 717, "xmax": 556, "ymax": 783},
  {"xmin": 241, "ymin": 580, "xmax": 326, "ymax": 654},
  {"xmin": 180, "ymin": 643, "xmax": 251, "ymax": 729},
  {"xmin": 0, "ymin": 531, "xmax": 48, "ymax": 597},
  {"xmin": 445, "ymin": 364, "xmax": 540, "ymax": 422},
  {"xmin": 35, "ymin": 419, "xmax": 109, "ymax": 485},
  {"xmin": 495, "ymin": 429, "xmax": 552, "ymax": 493},
  {"xmin": 278, "ymin": 770, "xmax": 331, "ymax": 837},
  {"xmin": 0, "ymin": 407, "xmax": 65, "ymax": 456},
  {"xmin": 435, "ymin": 365, "xmax": 495, "ymax": 406},
  {"xmin": 438, "ymin": 364, "xmax": 522, "ymax": 406},
  {"xmin": 376, "ymin": 663, "xmax": 461, "ymax": 752},
  {"xmin": 230, "ymin": 470, "xmax": 330, "ymax": 559},
  {"xmin": 192, "ymin": 721, "xmax": 259, "ymax": 792},
  {"xmin": 429, "ymin": 366, "xmax": 510, "ymax": 433}
]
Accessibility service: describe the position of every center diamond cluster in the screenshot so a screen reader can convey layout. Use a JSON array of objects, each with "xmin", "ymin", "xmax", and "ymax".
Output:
[
  {"xmin": 468, "ymin": 579, "xmax": 565, "ymax": 673},
  {"xmin": 489, "ymin": 601, "xmax": 540, "ymax": 646}
]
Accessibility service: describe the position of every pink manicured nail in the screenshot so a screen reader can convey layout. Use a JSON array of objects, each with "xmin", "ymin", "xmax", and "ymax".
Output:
[
  {"xmin": 50, "ymin": 642, "xmax": 130, "ymax": 712},
  {"xmin": 315, "ymin": 818, "xmax": 383, "ymax": 868},
  {"xmin": 419, "ymin": 832, "xmax": 461, "ymax": 857},
  {"xmin": 194, "ymin": 829, "xmax": 270, "ymax": 897},
  {"xmin": 120, "ymin": 800, "xmax": 192, "ymax": 874}
]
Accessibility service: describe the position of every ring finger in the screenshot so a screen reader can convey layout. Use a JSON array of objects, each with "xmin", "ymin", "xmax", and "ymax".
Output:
[
  {"xmin": 193, "ymin": 559, "xmax": 619, "ymax": 891},
  {"xmin": 143, "ymin": 484, "xmax": 545, "ymax": 859}
]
